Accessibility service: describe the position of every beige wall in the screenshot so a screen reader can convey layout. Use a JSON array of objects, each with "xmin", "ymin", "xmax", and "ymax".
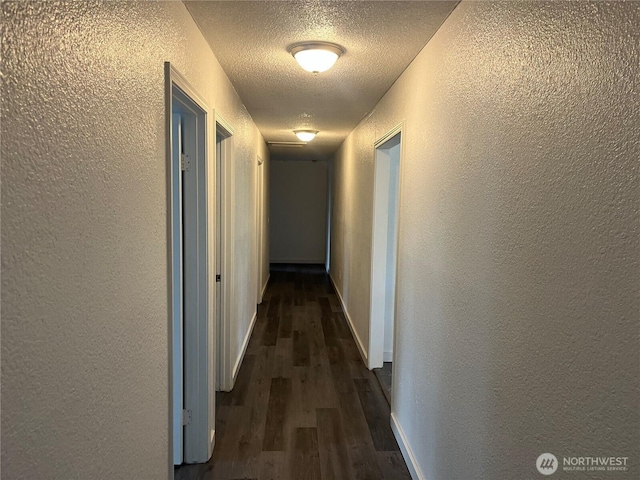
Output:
[
  {"xmin": 270, "ymin": 160, "xmax": 328, "ymax": 264},
  {"xmin": 1, "ymin": 2, "xmax": 267, "ymax": 478},
  {"xmin": 330, "ymin": 2, "xmax": 639, "ymax": 479}
]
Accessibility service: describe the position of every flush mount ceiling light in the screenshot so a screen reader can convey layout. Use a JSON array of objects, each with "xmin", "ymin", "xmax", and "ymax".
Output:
[
  {"xmin": 294, "ymin": 130, "xmax": 318, "ymax": 142},
  {"xmin": 289, "ymin": 42, "xmax": 344, "ymax": 73}
]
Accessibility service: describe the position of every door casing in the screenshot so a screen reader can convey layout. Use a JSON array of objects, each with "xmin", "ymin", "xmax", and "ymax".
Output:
[
  {"xmin": 165, "ymin": 62, "xmax": 216, "ymax": 467},
  {"xmin": 215, "ymin": 116, "xmax": 235, "ymax": 392},
  {"xmin": 368, "ymin": 123, "xmax": 404, "ymax": 377}
]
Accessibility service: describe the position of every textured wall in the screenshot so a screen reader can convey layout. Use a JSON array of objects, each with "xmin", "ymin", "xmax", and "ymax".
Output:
[
  {"xmin": 330, "ymin": 2, "xmax": 639, "ymax": 479},
  {"xmin": 1, "ymin": 2, "xmax": 267, "ymax": 478},
  {"xmin": 270, "ymin": 160, "xmax": 328, "ymax": 263}
]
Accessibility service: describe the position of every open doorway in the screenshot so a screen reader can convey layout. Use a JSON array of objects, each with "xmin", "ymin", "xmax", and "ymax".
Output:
[
  {"xmin": 256, "ymin": 155, "xmax": 265, "ymax": 304},
  {"xmin": 369, "ymin": 128, "xmax": 402, "ymax": 405},
  {"xmin": 167, "ymin": 63, "xmax": 215, "ymax": 466},
  {"xmin": 215, "ymin": 119, "xmax": 234, "ymax": 392}
]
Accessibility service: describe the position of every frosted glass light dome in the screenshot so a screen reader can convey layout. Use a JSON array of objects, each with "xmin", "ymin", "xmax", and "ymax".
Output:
[
  {"xmin": 290, "ymin": 42, "xmax": 344, "ymax": 74},
  {"xmin": 294, "ymin": 130, "xmax": 318, "ymax": 142}
]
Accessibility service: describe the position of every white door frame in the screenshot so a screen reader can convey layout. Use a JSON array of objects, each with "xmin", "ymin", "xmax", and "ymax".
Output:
[
  {"xmin": 165, "ymin": 63, "xmax": 215, "ymax": 467},
  {"xmin": 215, "ymin": 115, "xmax": 236, "ymax": 392},
  {"xmin": 325, "ymin": 158, "xmax": 333, "ymax": 272},
  {"xmin": 170, "ymin": 108, "xmax": 184, "ymax": 466},
  {"xmin": 368, "ymin": 123, "xmax": 404, "ymax": 371},
  {"xmin": 255, "ymin": 156, "xmax": 265, "ymax": 304}
]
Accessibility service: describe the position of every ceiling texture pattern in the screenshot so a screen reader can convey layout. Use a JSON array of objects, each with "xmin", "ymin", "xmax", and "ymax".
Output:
[{"xmin": 184, "ymin": 1, "xmax": 459, "ymax": 160}]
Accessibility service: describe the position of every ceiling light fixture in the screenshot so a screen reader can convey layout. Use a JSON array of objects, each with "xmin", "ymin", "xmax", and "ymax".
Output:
[
  {"xmin": 289, "ymin": 42, "xmax": 344, "ymax": 73},
  {"xmin": 294, "ymin": 130, "xmax": 318, "ymax": 142}
]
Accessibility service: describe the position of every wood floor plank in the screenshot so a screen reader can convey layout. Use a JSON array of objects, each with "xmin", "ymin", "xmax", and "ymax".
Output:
[
  {"xmin": 272, "ymin": 337, "xmax": 292, "ymax": 379},
  {"xmin": 258, "ymin": 300, "xmax": 270, "ymax": 318},
  {"xmin": 294, "ymin": 276, "xmax": 305, "ymax": 306},
  {"xmin": 291, "ymin": 367, "xmax": 317, "ymax": 427},
  {"xmin": 174, "ymin": 463, "xmax": 206, "ymax": 480},
  {"xmin": 308, "ymin": 364, "xmax": 337, "ymax": 408},
  {"xmin": 307, "ymin": 315, "xmax": 328, "ymax": 368},
  {"xmin": 349, "ymin": 444, "xmax": 385, "ymax": 480},
  {"xmin": 267, "ymin": 295, "xmax": 281, "ymax": 317},
  {"xmin": 217, "ymin": 389, "xmax": 234, "ymax": 407},
  {"xmin": 262, "ymin": 316, "xmax": 280, "ymax": 346},
  {"xmin": 377, "ymin": 451, "xmax": 413, "ymax": 480},
  {"xmin": 318, "ymin": 297, "xmax": 333, "ymax": 317},
  {"xmin": 340, "ymin": 335, "xmax": 362, "ymax": 361},
  {"xmin": 354, "ymin": 378, "xmax": 399, "ymax": 452},
  {"xmin": 336, "ymin": 385, "xmax": 372, "ymax": 442},
  {"xmin": 338, "ymin": 337, "xmax": 371, "ymax": 380},
  {"xmin": 207, "ymin": 359, "xmax": 270, "ymax": 478},
  {"xmin": 293, "ymin": 330, "xmax": 310, "ymax": 366},
  {"xmin": 260, "ymin": 451, "xmax": 287, "ymax": 480},
  {"xmin": 304, "ymin": 277, "xmax": 316, "ymax": 302},
  {"xmin": 316, "ymin": 408, "xmax": 354, "ymax": 480},
  {"xmin": 263, "ymin": 377, "xmax": 292, "ymax": 451},
  {"xmin": 328, "ymin": 294, "xmax": 342, "ymax": 313},
  {"xmin": 247, "ymin": 314, "xmax": 268, "ymax": 354},
  {"xmin": 207, "ymin": 405, "xmax": 252, "ymax": 479},
  {"xmin": 235, "ymin": 357, "xmax": 273, "ymax": 478},
  {"xmin": 291, "ymin": 427, "xmax": 321, "ymax": 480},
  {"xmin": 330, "ymin": 371, "xmax": 385, "ymax": 479},
  {"xmin": 230, "ymin": 354, "xmax": 256, "ymax": 406},
  {"xmin": 282, "ymin": 292, "xmax": 293, "ymax": 315},
  {"xmin": 332, "ymin": 311, "xmax": 352, "ymax": 339},
  {"xmin": 278, "ymin": 313, "xmax": 292, "ymax": 339},
  {"xmin": 326, "ymin": 344, "xmax": 343, "ymax": 367},
  {"xmin": 320, "ymin": 315, "xmax": 339, "ymax": 347}
]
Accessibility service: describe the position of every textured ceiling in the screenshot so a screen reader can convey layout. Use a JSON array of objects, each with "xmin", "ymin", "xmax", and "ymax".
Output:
[{"xmin": 184, "ymin": 1, "xmax": 459, "ymax": 160}]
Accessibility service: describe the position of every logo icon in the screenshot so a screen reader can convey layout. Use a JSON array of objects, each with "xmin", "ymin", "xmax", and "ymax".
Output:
[{"xmin": 537, "ymin": 453, "xmax": 558, "ymax": 475}]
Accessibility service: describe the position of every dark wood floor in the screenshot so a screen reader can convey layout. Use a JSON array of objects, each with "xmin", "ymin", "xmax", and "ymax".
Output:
[
  {"xmin": 373, "ymin": 362, "xmax": 393, "ymax": 406},
  {"xmin": 175, "ymin": 264, "xmax": 411, "ymax": 480}
]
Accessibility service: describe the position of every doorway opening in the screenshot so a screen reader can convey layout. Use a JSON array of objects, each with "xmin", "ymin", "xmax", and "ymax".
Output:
[
  {"xmin": 325, "ymin": 158, "xmax": 333, "ymax": 272},
  {"xmin": 215, "ymin": 119, "xmax": 234, "ymax": 392},
  {"xmin": 167, "ymin": 64, "xmax": 215, "ymax": 466},
  {"xmin": 369, "ymin": 128, "xmax": 402, "ymax": 404},
  {"xmin": 256, "ymin": 155, "xmax": 265, "ymax": 304}
]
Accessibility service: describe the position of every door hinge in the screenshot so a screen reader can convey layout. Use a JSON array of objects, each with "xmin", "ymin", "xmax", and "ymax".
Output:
[
  {"xmin": 182, "ymin": 409, "xmax": 192, "ymax": 426},
  {"xmin": 216, "ymin": 274, "xmax": 221, "ymax": 283},
  {"xmin": 181, "ymin": 154, "xmax": 191, "ymax": 172}
]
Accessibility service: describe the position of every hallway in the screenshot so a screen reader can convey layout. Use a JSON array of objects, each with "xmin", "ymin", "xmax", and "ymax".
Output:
[
  {"xmin": 175, "ymin": 264, "xmax": 411, "ymax": 480},
  {"xmin": 4, "ymin": 2, "xmax": 638, "ymax": 478}
]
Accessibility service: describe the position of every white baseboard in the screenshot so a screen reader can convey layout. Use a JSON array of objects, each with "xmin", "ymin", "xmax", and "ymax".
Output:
[
  {"xmin": 231, "ymin": 311, "xmax": 257, "ymax": 384},
  {"xmin": 391, "ymin": 413, "xmax": 424, "ymax": 480},
  {"xmin": 383, "ymin": 351, "xmax": 393, "ymax": 362},
  {"xmin": 261, "ymin": 274, "xmax": 270, "ymax": 300},
  {"xmin": 328, "ymin": 273, "xmax": 368, "ymax": 365}
]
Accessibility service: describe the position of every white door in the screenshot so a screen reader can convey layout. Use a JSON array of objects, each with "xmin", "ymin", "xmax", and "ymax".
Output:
[
  {"xmin": 171, "ymin": 76, "xmax": 213, "ymax": 464},
  {"xmin": 215, "ymin": 133, "xmax": 223, "ymax": 389},
  {"xmin": 172, "ymin": 113, "xmax": 184, "ymax": 465}
]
